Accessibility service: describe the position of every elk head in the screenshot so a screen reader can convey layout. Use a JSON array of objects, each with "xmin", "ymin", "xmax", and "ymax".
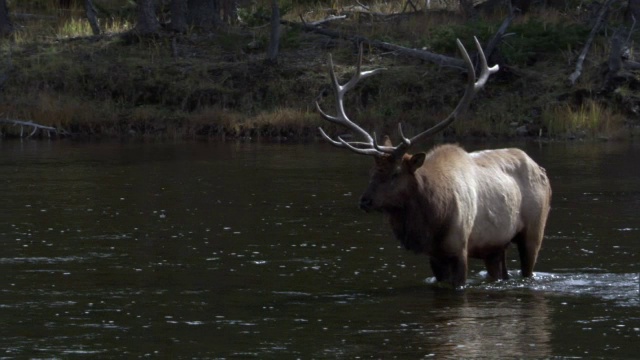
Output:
[{"xmin": 315, "ymin": 38, "xmax": 499, "ymax": 212}]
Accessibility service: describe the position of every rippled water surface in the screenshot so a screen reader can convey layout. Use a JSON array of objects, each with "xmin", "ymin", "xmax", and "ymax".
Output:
[{"xmin": 1, "ymin": 140, "xmax": 638, "ymax": 358}]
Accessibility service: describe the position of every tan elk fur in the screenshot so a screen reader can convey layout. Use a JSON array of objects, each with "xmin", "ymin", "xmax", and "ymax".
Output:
[{"xmin": 361, "ymin": 143, "xmax": 552, "ymax": 286}]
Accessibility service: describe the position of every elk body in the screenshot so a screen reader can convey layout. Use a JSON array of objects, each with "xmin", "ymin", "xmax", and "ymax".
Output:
[{"xmin": 316, "ymin": 39, "xmax": 552, "ymax": 287}]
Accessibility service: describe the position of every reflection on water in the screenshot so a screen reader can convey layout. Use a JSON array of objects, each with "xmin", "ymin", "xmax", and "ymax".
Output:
[
  {"xmin": 422, "ymin": 291, "xmax": 552, "ymax": 358},
  {"xmin": 0, "ymin": 140, "xmax": 638, "ymax": 358}
]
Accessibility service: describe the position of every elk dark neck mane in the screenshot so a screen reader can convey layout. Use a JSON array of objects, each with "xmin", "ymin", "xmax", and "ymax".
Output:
[{"xmin": 386, "ymin": 147, "xmax": 454, "ymax": 254}]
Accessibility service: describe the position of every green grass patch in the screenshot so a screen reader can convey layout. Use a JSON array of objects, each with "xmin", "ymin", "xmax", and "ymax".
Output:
[{"xmin": 543, "ymin": 100, "xmax": 626, "ymax": 140}]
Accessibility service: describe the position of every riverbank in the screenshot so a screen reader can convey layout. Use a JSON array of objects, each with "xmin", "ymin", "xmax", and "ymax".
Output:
[{"xmin": 0, "ymin": 3, "xmax": 637, "ymax": 141}]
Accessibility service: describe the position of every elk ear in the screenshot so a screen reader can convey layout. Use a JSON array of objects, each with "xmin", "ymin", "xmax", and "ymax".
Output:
[{"xmin": 407, "ymin": 153, "xmax": 426, "ymax": 173}]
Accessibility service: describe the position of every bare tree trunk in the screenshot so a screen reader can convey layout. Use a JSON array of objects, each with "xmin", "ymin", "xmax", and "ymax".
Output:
[
  {"xmin": 267, "ymin": 0, "xmax": 280, "ymax": 63},
  {"xmin": 608, "ymin": 29, "xmax": 625, "ymax": 76},
  {"xmin": 484, "ymin": 3, "xmax": 516, "ymax": 62},
  {"xmin": 135, "ymin": 0, "xmax": 160, "ymax": 35},
  {"xmin": 568, "ymin": 0, "xmax": 616, "ymax": 85},
  {"xmin": 0, "ymin": 0, "xmax": 13, "ymax": 36},
  {"xmin": 85, "ymin": 0, "xmax": 100, "ymax": 35},
  {"xmin": 170, "ymin": 0, "xmax": 187, "ymax": 32}
]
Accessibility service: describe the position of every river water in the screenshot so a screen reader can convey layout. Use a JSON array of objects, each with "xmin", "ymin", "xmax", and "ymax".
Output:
[{"xmin": 1, "ymin": 140, "xmax": 638, "ymax": 358}]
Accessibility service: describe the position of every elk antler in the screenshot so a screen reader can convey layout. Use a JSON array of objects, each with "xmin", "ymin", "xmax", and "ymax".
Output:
[
  {"xmin": 316, "ymin": 37, "xmax": 499, "ymax": 157},
  {"xmin": 315, "ymin": 44, "xmax": 390, "ymax": 156},
  {"xmin": 388, "ymin": 37, "xmax": 499, "ymax": 158}
]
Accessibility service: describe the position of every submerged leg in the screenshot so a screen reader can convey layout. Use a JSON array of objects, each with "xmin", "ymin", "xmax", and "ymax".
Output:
[
  {"xmin": 516, "ymin": 229, "xmax": 543, "ymax": 278},
  {"xmin": 430, "ymin": 256, "xmax": 467, "ymax": 287},
  {"xmin": 430, "ymin": 256, "xmax": 450, "ymax": 282},
  {"xmin": 500, "ymin": 250, "xmax": 509, "ymax": 279},
  {"xmin": 484, "ymin": 250, "xmax": 509, "ymax": 281},
  {"xmin": 449, "ymin": 254, "xmax": 468, "ymax": 288},
  {"xmin": 483, "ymin": 250, "xmax": 509, "ymax": 281}
]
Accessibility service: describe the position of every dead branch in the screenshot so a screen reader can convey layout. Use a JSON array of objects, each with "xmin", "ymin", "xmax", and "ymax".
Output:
[
  {"xmin": 624, "ymin": 60, "xmax": 640, "ymax": 70},
  {"xmin": 0, "ymin": 119, "xmax": 59, "ymax": 138},
  {"xmin": 568, "ymin": 0, "xmax": 618, "ymax": 85},
  {"xmin": 307, "ymin": 15, "xmax": 347, "ymax": 27}
]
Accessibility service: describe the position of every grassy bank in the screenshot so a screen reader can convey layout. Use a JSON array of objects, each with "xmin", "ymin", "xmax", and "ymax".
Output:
[{"xmin": 0, "ymin": 0, "xmax": 637, "ymax": 140}]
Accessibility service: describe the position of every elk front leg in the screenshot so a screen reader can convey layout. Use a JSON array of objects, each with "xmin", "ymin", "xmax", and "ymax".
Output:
[
  {"xmin": 449, "ymin": 254, "xmax": 468, "ymax": 288},
  {"xmin": 429, "ymin": 256, "xmax": 450, "ymax": 282},
  {"xmin": 430, "ymin": 254, "xmax": 467, "ymax": 287}
]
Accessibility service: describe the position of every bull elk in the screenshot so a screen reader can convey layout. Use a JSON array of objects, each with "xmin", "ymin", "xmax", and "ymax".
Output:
[{"xmin": 315, "ymin": 38, "xmax": 552, "ymax": 287}]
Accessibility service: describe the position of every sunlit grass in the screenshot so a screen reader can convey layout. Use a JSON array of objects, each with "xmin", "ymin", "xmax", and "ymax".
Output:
[
  {"xmin": 55, "ymin": 15, "xmax": 133, "ymax": 38},
  {"xmin": 543, "ymin": 100, "xmax": 625, "ymax": 139},
  {"xmin": 5, "ymin": 0, "xmax": 134, "ymax": 43},
  {"xmin": 57, "ymin": 17, "xmax": 93, "ymax": 38},
  {"xmin": 100, "ymin": 17, "xmax": 133, "ymax": 34}
]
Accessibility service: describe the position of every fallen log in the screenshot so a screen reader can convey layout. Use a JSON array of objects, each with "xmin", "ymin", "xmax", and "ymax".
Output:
[
  {"xmin": 0, "ymin": 119, "xmax": 59, "ymax": 138},
  {"xmin": 282, "ymin": 18, "xmax": 467, "ymax": 69}
]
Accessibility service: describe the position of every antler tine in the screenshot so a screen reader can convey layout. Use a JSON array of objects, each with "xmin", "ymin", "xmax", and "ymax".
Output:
[
  {"xmin": 316, "ymin": 44, "xmax": 387, "ymax": 156},
  {"xmin": 319, "ymin": 126, "xmax": 391, "ymax": 156},
  {"xmin": 390, "ymin": 37, "xmax": 499, "ymax": 158}
]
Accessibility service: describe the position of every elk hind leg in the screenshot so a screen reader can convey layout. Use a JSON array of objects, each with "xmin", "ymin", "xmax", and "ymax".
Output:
[
  {"xmin": 515, "ymin": 227, "xmax": 544, "ymax": 278},
  {"xmin": 483, "ymin": 250, "xmax": 509, "ymax": 281}
]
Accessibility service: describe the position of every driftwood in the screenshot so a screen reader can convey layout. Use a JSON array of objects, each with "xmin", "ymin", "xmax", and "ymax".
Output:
[
  {"xmin": 568, "ymin": 0, "xmax": 617, "ymax": 85},
  {"xmin": 0, "ymin": 119, "xmax": 59, "ymax": 138}
]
